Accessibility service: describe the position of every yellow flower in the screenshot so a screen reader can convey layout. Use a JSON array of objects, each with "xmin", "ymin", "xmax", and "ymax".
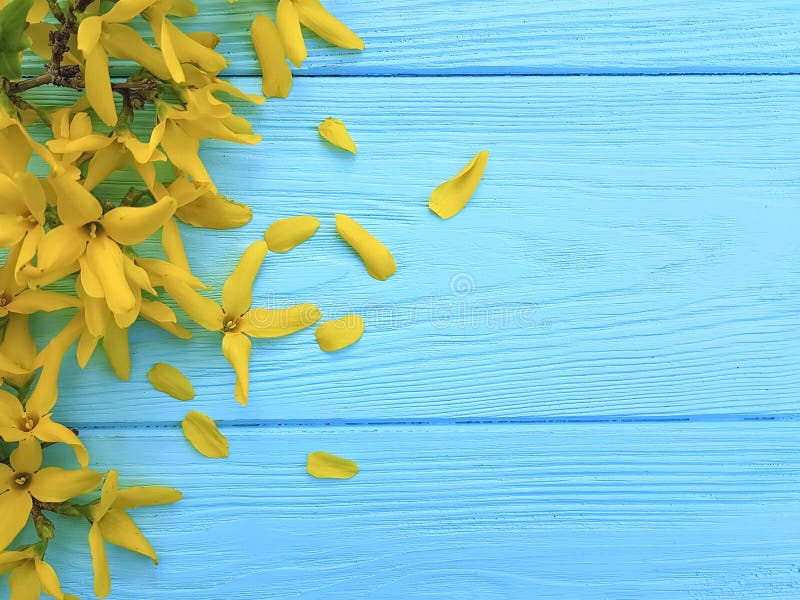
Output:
[
  {"xmin": 74, "ymin": 284, "xmax": 133, "ymax": 381},
  {"xmin": 0, "ymin": 438, "xmax": 102, "ymax": 550},
  {"xmin": 0, "ymin": 245, "xmax": 80, "ymax": 318},
  {"xmin": 164, "ymin": 240, "xmax": 321, "ymax": 404},
  {"xmin": 35, "ymin": 174, "xmax": 175, "ymax": 316},
  {"xmin": 45, "ymin": 110, "xmax": 113, "ymax": 178},
  {"xmin": 0, "ymin": 173, "xmax": 47, "ymax": 279},
  {"xmin": 0, "ymin": 547, "xmax": 65, "ymax": 600},
  {"xmin": 0, "ymin": 390, "xmax": 89, "ymax": 467},
  {"xmin": 89, "ymin": 469, "xmax": 182, "ymax": 598}
]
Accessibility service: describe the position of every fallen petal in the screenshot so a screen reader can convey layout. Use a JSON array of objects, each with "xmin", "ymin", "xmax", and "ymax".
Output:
[
  {"xmin": 147, "ymin": 362, "xmax": 195, "ymax": 400},
  {"xmin": 318, "ymin": 117, "xmax": 356, "ymax": 153},
  {"xmin": 335, "ymin": 213, "xmax": 396, "ymax": 280},
  {"xmin": 307, "ymin": 451, "xmax": 359, "ymax": 479},
  {"xmin": 429, "ymin": 150, "xmax": 490, "ymax": 219},
  {"xmin": 264, "ymin": 215, "xmax": 319, "ymax": 252},
  {"xmin": 315, "ymin": 314, "xmax": 364, "ymax": 352},
  {"xmin": 181, "ymin": 411, "xmax": 228, "ymax": 458}
]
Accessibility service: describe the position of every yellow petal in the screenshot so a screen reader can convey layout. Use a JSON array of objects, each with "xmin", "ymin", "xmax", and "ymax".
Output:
[
  {"xmin": 77, "ymin": 331, "xmax": 100, "ymax": 368},
  {"xmin": 0, "ymin": 489, "xmax": 31, "ymax": 550},
  {"xmin": 136, "ymin": 257, "xmax": 207, "ymax": 290},
  {"xmin": 77, "ymin": 16, "xmax": 103, "ymax": 54},
  {"xmin": 186, "ymin": 31, "xmax": 220, "ymax": 48},
  {"xmin": 163, "ymin": 276, "xmax": 223, "ymax": 331},
  {"xmin": 34, "ymin": 558, "xmax": 63, "ymax": 599},
  {"xmin": 102, "ymin": 196, "xmax": 177, "ymax": 246},
  {"xmin": 292, "ymin": 0, "xmax": 364, "ymax": 50},
  {"xmin": 335, "ymin": 213, "xmax": 396, "ymax": 280},
  {"xmin": 221, "ymin": 240, "xmax": 267, "ymax": 317},
  {"xmin": 221, "ymin": 332, "xmax": 251, "ymax": 405},
  {"xmin": 89, "ymin": 524, "xmax": 110, "ymax": 599},
  {"xmin": 85, "ymin": 236, "xmax": 136, "ymax": 315},
  {"xmin": 8, "ymin": 289, "xmax": 80, "ymax": 314},
  {"xmin": 251, "ymin": 14, "xmax": 292, "ymax": 99},
  {"xmin": 34, "ymin": 416, "xmax": 90, "ymax": 468},
  {"xmin": 158, "ymin": 15, "xmax": 185, "ymax": 82},
  {"xmin": 264, "ymin": 215, "xmax": 319, "ymax": 253},
  {"xmin": 429, "ymin": 150, "xmax": 490, "ymax": 219},
  {"xmin": 10, "ymin": 437, "xmax": 42, "ymax": 473},
  {"xmin": 240, "ymin": 304, "xmax": 321, "ymax": 338},
  {"xmin": 101, "ymin": 0, "xmax": 158, "ymax": 22},
  {"xmin": 35, "ymin": 226, "xmax": 87, "ymax": 273},
  {"xmin": 84, "ymin": 143, "xmax": 127, "ymax": 191},
  {"xmin": 147, "ymin": 362, "xmax": 194, "ymax": 400},
  {"xmin": 318, "ymin": 117, "xmax": 356, "ymax": 153},
  {"xmin": 0, "ymin": 315, "xmax": 36, "ymax": 387},
  {"xmin": 181, "ymin": 410, "xmax": 228, "ymax": 458},
  {"xmin": 26, "ymin": 315, "xmax": 82, "ymax": 416},
  {"xmin": 315, "ymin": 314, "xmax": 364, "ymax": 352},
  {"xmin": 102, "ymin": 24, "xmax": 170, "ymax": 80},
  {"xmin": 84, "ymin": 45, "xmax": 117, "ymax": 126},
  {"xmin": 102, "ymin": 320, "xmax": 131, "ymax": 381},
  {"xmin": 139, "ymin": 300, "xmax": 192, "ymax": 339},
  {"xmin": 277, "ymin": 0, "xmax": 306, "ymax": 67},
  {"xmin": 162, "ymin": 17, "xmax": 227, "ymax": 74},
  {"xmin": 114, "ymin": 486, "xmax": 182, "ymax": 509},
  {"xmin": 161, "ymin": 217, "xmax": 190, "ymax": 272},
  {"xmin": 98, "ymin": 509, "xmax": 157, "ymax": 563},
  {"xmin": 8, "ymin": 561, "xmax": 40, "ymax": 600},
  {"xmin": 29, "ymin": 467, "xmax": 102, "ymax": 502},
  {"xmin": 161, "ymin": 122, "xmax": 211, "ymax": 183},
  {"xmin": 51, "ymin": 173, "xmax": 102, "ymax": 226},
  {"xmin": 306, "ymin": 451, "xmax": 359, "ymax": 479},
  {"xmin": 175, "ymin": 192, "xmax": 252, "ymax": 229},
  {"xmin": 96, "ymin": 469, "xmax": 119, "ymax": 520}
]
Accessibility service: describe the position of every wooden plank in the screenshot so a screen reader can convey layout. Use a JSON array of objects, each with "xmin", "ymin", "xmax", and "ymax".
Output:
[
  {"xmin": 27, "ymin": 75, "xmax": 800, "ymax": 425},
  {"xmin": 18, "ymin": 422, "xmax": 800, "ymax": 599},
  {"xmin": 30, "ymin": 0, "xmax": 797, "ymax": 77}
]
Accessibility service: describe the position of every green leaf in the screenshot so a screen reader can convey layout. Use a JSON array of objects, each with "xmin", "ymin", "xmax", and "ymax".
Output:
[{"xmin": 0, "ymin": 0, "xmax": 33, "ymax": 80}]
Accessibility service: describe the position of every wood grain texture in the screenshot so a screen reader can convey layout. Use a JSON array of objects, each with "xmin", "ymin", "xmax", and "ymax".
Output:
[
  {"xmin": 13, "ymin": 422, "xmax": 800, "ymax": 599},
  {"xmin": 26, "ymin": 75, "xmax": 800, "ymax": 425},
  {"xmin": 38, "ymin": 0, "xmax": 798, "ymax": 76}
]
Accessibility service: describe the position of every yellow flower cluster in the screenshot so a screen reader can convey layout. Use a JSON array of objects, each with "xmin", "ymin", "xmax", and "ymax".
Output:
[{"xmin": 0, "ymin": 0, "xmax": 376, "ymax": 595}]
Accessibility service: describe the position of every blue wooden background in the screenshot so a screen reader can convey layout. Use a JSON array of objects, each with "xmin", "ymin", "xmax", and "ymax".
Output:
[{"xmin": 9, "ymin": 1, "xmax": 800, "ymax": 598}]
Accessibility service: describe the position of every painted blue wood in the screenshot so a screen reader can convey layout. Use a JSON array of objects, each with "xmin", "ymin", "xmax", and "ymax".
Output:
[
  {"xmin": 26, "ymin": 75, "xmax": 800, "ymax": 425},
  {"xmin": 91, "ymin": 0, "xmax": 800, "ymax": 76},
  {"xmin": 13, "ymin": 422, "xmax": 800, "ymax": 599}
]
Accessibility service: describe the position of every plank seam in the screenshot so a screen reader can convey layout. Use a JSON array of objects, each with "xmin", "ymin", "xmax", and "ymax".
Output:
[{"xmin": 70, "ymin": 414, "xmax": 800, "ymax": 431}]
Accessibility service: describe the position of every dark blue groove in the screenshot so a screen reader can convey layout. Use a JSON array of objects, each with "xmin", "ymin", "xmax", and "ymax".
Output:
[{"xmin": 69, "ymin": 413, "xmax": 800, "ymax": 431}]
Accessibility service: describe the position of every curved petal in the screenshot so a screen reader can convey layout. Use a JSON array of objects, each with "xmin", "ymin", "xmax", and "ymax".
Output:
[
  {"xmin": 97, "ymin": 469, "xmax": 119, "ymax": 520},
  {"xmin": 84, "ymin": 45, "xmax": 118, "ymax": 127},
  {"xmin": 34, "ymin": 416, "xmax": 90, "ymax": 468},
  {"xmin": 277, "ymin": 0, "xmax": 306, "ymax": 67},
  {"xmin": 251, "ymin": 14, "xmax": 292, "ymax": 98},
  {"xmin": 335, "ymin": 213, "xmax": 396, "ymax": 281},
  {"xmin": 102, "ymin": 196, "xmax": 176, "ymax": 246},
  {"xmin": 114, "ymin": 486, "xmax": 182, "ymax": 509},
  {"xmin": 34, "ymin": 558, "xmax": 63, "ymax": 600},
  {"xmin": 428, "ymin": 150, "xmax": 490, "ymax": 219},
  {"xmin": 221, "ymin": 240, "xmax": 267, "ymax": 317},
  {"xmin": 181, "ymin": 410, "xmax": 228, "ymax": 457},
  {"xmin": 175, "ymin": 192, "xmax": 252, "ymax": 230},
  {"xmin": 221, "ymin": 333, "xmax": 251, "ymax": 406},
  {"xmin": 163, "ymin": 276, "xmax": 223, "ymax": 331},
  {"xmin": 98, "ymin": 509, "xmax": 157, "ymax": 562},
  {"xmin": 77, "ymin": 16, "xmax": 103, "ymax": 53},
  {"xmin": 102, "ymin": 24, "xmax": 170, "ymax": 80},
  {"xmin": 0, "ymin": 491, "xmax": 32, "ymax": 550},
  {"xmin": 85, "ymin": 236, "xmax": 136, "ymax": 315},
  {"xmin": 11, "ymin": 437, "xmax": 42, "ymax": 473},
  {"xmin": 8, "ymin": 289, "xmax": 80, "ymax": 314},
  {"xmin": 102, "ymin": 320, "xmax": 131, "ymax": 381},
  {"xmin": 263, "ymin": 215, "xmax": 319, "ymax": 253},
  {"xmin": 240, "ymin": 304, "xmax": 321, "ymax": 338},
  {"xmin": 88, "ymin": 524, "xmax": 110, "ymax": 599},
  {"xmin": 306, "ymin": 450, "xmax": 359, "ymax": 479},
  {"xmin": 292, "ymin": 0, "xmax": 364, "ymax": 50},
  {"xmin": 27, "ymin": 315, "xmax": 83, "ymax": 416},
  {"xmin": 8, "ymin": 561, "xmax": 40, "ymax": 600},
  {"xmin": 318, "ymin": 117, "xmax": 356, "ymax": 153},
  {"xmin": 29, "ymin": 467, "xmax": 102, "ymax": 502},
  {"xmin": 161, "ymin": 217, "xmax": 190, "ymax": 271},
  {"xmin": 101, "ymin": 0, "xmax": 158, "ymax": 23},
  {"xmin": 314, "ymin": 313, "xmax": 364, "ymax": 352},
  {"xmin": 0, "ymin": 217, "xmax": 26, "ymax": 247},
  {"xmin": 0, "ymin": 314, "xmax": 37, "ymax": 381},
  {"xmin": 76, "ymin": 331, "xmax": 100, "ymax": 368},
  {"xmin": 0, "ymin": 389, "xmax": 25, "ymax": 429},
  {"xmin": 35, "ymin": 226, "xmax": 88, "ymax": 273}
]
